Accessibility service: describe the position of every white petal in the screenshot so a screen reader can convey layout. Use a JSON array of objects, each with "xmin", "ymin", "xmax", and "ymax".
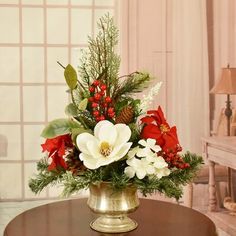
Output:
[
  {"xmin": 136, "ymin": 169, "xmax": 146, "ymax": 179},
  {"xmin": 114, "ymin": 124, "xmax": 131, "ymax": 146},
  {"xmin": 127, "ymin": 147, "xmax": 139, "ymax": 159},
  {"xmin": 147, "ymin": 138, "xmax": 156, "ymax": 147},
  {"xmin": 127, "ymin": 157, "xmax": 140, "ymax": 168},
  {"xmin": 124, "ymin": 166, "xmax": 135, "ymax": 178},
  {"xmin": 94, "ymin": 120, "xmax": 113, "ymax": 138},
  {"xmin": 136, "ymin": 147, "xmax": 152, "ymax": 157},
  {"xmin": 151, "ymin": 145, "xmax": 161, "ymax": 153},
  {"xmin": 86, "ymin": 139, "xmax": 102, "ymax": 159},
  {"xmin": 138, "ymin": 139, "xmax": 147, "ymax": 147},
  {"xmin": 98, "ymin": 123, "xmax": 117, "ymax": 145},
  {"xmin": 146, "ymin": 165, "xmax": 155, "ymax": 175},
  {"xmin": 110, "ymin": 142, "xmax": 132, "ymax": 161},
  {"xmin": 79, "ymin": 153, "xmax": 98, "ymax": 169},
  {"xmin": 76, "ymin": 133, "xmax": 97, "ymax": 155},
  {"xmin": 96, "ymin": 156, "xmax": 116, "ymax": 167}
]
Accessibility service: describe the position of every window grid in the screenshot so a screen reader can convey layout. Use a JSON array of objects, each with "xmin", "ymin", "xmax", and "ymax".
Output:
[{"xmin": 0, "ymin": 0, "xmax": 116, "ymax": 201}]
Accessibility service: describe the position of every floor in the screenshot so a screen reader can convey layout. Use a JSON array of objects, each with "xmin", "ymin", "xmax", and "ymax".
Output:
[{"xmin": 0, "ymin": 186, "xmax": 233, "ymax": 236}]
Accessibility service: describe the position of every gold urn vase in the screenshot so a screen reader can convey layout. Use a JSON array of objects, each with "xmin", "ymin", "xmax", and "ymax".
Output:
[{"xmin": 87, "ymin": 182, "xmax": 140, "ymax": 233}]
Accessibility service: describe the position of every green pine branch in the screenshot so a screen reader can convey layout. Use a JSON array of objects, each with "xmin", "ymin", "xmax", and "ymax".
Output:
[{"xmin": 112, "ymin": 72, "xmax": 152, "ymax": 101}]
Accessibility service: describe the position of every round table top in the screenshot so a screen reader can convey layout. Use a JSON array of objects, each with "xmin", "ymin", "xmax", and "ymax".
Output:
[{"xmin": 4, "ymin": 198, "xmax": 217, "ymax": 236}]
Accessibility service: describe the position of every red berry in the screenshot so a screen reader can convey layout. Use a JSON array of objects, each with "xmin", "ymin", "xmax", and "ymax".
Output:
[
  {"xmin": 88, "ymin": 97, "xmax": 94, "ymax": 102},
  {"xmin": 94, "ymin": 93, "xmax": 101, "ymax": 101},
  {"xmin": 100, "ymin": 91, "xmax": 105, "ymax": 96},
  {"xmin": 102, "ymin": 103, "xmax": 108, "ymax": 108},
  {"xmin": 100, "ymin": 84, "xmax": 107, "ymax": 91},
  {"xmin": 96, "ymin": 117, "xmax": 101, "ymax": 122},
  {"xmin": 107, "ymin": 107, "xmax": 114, "ymax": 114},
  {"xmin": 93, "ymin": 80, "xmax": 100, "ymax": 86},
  {"xmin": 108, "ymin": 112, "xmax": 115, "ymax": 118},
  {"xmin": 100, "ymin": 115, "xmax": 105, "ymax": 120},
  {"xmin": 105, "ymin": 96, "xmax": 112, "ymax": 103},
  {"xmin": 91, "ymin": 102, "xmax": 98, "ymax": 108},
  {"xmin": 93, "ymin": 110, "xmax": 100, "ymax": 117},
  {"xmin": 89, "ymin": 86, "xmax": 95, "ymax": 93}
]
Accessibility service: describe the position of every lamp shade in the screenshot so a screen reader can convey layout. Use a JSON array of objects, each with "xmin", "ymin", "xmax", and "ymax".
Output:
[{"xmin": 210, "ymin": 67, "xmax": 236, "ymax": 94}]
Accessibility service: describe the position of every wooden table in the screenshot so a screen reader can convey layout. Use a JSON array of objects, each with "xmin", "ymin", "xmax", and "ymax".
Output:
[
  {"xmin": 4, "ymin": 198, "xmax": 216, "ymax": 236},
  {"xmin": 202, "ymin": 136, "xmax": 236, "ymax": 211}
]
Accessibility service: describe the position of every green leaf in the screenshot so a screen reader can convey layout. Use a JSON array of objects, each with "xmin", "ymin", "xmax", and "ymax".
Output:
[
  {"xmin": 41, "ymin": 118, "xmax": 83, "ymax": 138},
  {"xmin": 78, "ymin": 98, "xmax": 88, "ymax": 111},
  {"xmin": 71, "ymin": 127, "xmax": 92, "ymax": 143},
  {"xmin": 65, "ymin": 103, "xmax": 78, "ymax": 116},
  {"xmin": 64, "ymin": 64, "xmax": 77, "ymax": 89}
]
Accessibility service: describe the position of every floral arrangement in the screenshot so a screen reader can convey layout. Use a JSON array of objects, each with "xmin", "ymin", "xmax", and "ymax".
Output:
[{"xmin": 29, "ymin": 15, "xmax": 203, "ymax": 200}]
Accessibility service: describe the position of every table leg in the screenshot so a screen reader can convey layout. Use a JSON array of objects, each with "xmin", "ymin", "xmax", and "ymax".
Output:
[
  {"xmin": 208, "ymin": 161, "xmax": 217, "ymax": 211},
  {"xmin": 228, "ymin": 167, "xmax": 232, "ymax": 198}
]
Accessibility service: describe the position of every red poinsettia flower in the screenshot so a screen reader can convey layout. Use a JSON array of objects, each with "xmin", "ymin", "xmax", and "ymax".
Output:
[
  {"xmin": 140, "ymin": 106, "xmax": 181, "ymax": 153},
  {"xmin": 41, "ymin": 134, "xmax": 73, "ymax": 171}
]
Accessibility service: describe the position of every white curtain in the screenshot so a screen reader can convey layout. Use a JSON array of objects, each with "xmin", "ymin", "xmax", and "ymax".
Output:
[{"xmin": 170, "ymin": 0, "xmax": 209, "ymax": 154}]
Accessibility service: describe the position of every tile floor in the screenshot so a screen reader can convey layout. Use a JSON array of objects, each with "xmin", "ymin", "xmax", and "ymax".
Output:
[{"xmin": 0, "ymin": 195, "xmax": 232, "ymax": 236}]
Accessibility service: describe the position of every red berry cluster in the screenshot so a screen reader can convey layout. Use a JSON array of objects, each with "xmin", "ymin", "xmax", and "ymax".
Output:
[
  {"xmin": 161, "ymin": 147, "xmax": 190, "ymax": 169},
  {"xmin": 88, "ymin": 80, "xmax": 115, "ymax": 122}
]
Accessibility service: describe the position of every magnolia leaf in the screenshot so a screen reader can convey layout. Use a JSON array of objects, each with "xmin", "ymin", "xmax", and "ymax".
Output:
[
  {"xmin": 65, "ymin": 103, "xmax": 78, "ymax": 116},
  {"xmin": 64, "ymin": 64, "xmax": 77, "ymax": 90},
  {"xmin": 71, "ymin": 127, "xmax": 92, "ymax": 143},
  {"xmin": 78, "ymin": 98, "xmax": 88, "ymax": 111},
  {"xmin": 41, "ymin": 118, "xmax": 83, "ymax": 138}
]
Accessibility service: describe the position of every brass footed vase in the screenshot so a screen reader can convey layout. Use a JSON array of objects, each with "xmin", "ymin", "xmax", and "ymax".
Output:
[{"xmin": 87, "ymin": 182, "xmax": 140, "ymax": 233}]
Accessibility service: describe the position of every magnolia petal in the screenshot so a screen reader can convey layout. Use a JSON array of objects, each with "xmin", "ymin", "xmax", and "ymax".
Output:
[
  {"xmin": 112, "ymin": 142, "xmax": 132, "ymax": 161},
  {"xmin": 96, "ymin": 156, "xmax": 117, "ymax": 168},
  {"xmin": 76, "ymin": 133, "xmax": 96, "ymax": 155},
  {"xmin": 94, "ymin": 120, "xmax": 112, "ymax": 138},
  {"xmin": 114, "ymin": 124, "xmax": 131, "ymax": 147},
  {"xmin": 98, "ymin": 122, "xmax": 117, "ymax": 145},
  {"xmin": 79, "ymin": 153, "xmax": 99, "ymax": 169},
  {"xmin": 86, "ymin": 139, "xmax": 102, "ymax": 159}
]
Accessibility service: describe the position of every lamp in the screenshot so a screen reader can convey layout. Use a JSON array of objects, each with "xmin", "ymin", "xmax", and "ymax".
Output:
[
  {"xmin": 210, "ymin": 64, "xmax": 236, "ymax": 136},
  {"xmin": 210, "ymin": 64, "xmax": 236, "ymax": 198}
]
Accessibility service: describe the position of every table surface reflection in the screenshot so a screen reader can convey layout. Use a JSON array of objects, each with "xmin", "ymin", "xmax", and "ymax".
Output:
[{"xmin": 4, "ymin": 198, "xmax": 217, "ymax": 236}]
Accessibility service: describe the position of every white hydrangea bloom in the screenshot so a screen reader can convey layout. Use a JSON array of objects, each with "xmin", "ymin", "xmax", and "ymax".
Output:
[
  {"xmin": 137, "ymin": 138, "xmax": 161, "ymax": 157},
  {"xmin": 76, "ymin": 120, "xmax": 132, "ymax": 169},
  {"xmin": 124, "ymin": 139, "xmax": 170, "ymax": 180}
]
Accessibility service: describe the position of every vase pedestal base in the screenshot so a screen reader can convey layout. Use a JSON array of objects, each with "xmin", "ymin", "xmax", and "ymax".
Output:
[{"xmin": 90, "ymin": 215, "xmax": 138, "ymax": 233}]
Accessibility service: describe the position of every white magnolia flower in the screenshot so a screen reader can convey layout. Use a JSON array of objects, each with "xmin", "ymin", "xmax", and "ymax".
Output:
[
  {"xmin": 76, "ymin": 120, "xmax": 132, "ymax": 169},
  {"xmin": 137, "ymin": 138, "xmax": 161, "ymax": 157}
]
